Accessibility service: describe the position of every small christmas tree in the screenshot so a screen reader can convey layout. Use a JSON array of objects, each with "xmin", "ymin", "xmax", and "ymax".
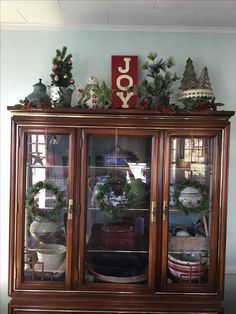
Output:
[
  {"xmin": 198, "ymin": 66, "xmax": 212, "ymax": 90},
  {"xmin": 50, "ymin": 46, "xmax": 74, "ymax": 87},
  {"xmin": 179, "ymin": 57, "xmax": 198, "ymax": 91}
]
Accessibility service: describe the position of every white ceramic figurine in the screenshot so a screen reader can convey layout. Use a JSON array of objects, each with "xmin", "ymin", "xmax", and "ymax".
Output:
[{"xmin": 77, "ymin": 76, "xmax": 99, "ymax": 108}]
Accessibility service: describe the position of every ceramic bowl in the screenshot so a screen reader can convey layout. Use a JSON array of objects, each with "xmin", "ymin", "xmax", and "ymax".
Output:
[
  {"xmin": 104, "ymin": 154, "xmax": 128, "ymax": 166},
  {"xmin": 37, "ymin": 244, "xmax": 66, "ymax": 270},
  {"xmin": 178, "ymin": 187, "xmax": 203, "ymax": 208},
  {"xmin": 168, "ymin": 252, "xmax": 207, "ymax": 281}
]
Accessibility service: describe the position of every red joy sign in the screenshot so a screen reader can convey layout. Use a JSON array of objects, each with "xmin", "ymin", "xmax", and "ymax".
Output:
[{"xmin": 112, "ymin": 56, "xmax": 138, "ymax": 109}]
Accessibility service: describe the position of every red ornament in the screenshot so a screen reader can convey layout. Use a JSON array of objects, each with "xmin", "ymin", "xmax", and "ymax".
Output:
[
  {"xmin": 140, "ymin": 98, "xmax": 150, "ymax": 110},
  {"xmin": 68, "ymin": 58, "xmax": 72, "ymax": 65},
  {"xmin": 157, "ymin": 104, "xmax": 173, "ymax": 114}
]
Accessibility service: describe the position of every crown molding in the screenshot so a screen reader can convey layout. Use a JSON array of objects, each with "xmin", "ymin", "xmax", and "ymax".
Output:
[{"xmin": 1, "ymin": 23, "xmax": 236, "ymax": 34}]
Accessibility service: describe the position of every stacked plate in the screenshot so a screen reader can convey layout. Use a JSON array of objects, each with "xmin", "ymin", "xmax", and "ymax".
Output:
[
  {"xmin": 168, "ymin": 252, "xmax": 207, "ymax": 282},
  {"xmin": 89, "ymin": 253, "xmax": 147, "ymax": 283}
]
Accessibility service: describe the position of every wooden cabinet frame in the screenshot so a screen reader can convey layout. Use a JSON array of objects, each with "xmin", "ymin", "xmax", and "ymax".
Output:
[{"xmin": 8, "ymin": 108, "xmax": 234, "ymax": 314}]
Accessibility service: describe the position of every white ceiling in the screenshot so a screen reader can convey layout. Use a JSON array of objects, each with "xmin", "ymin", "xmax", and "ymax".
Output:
[{"xmin": 1, "ymin": 0, "xmax": 236, "ymax": 33}]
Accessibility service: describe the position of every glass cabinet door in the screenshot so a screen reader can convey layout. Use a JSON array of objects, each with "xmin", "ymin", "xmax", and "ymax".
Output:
[
  {"xmin": 18, "ymin": 129, "xmax": 74, "ymax": 287},
  {"xmin": 161, "ymin": 131, "xmax": 221, "ymax": 291},
  {"xmin": 82, "ymin": 130, "xmax": 158, "ymax": 287}
]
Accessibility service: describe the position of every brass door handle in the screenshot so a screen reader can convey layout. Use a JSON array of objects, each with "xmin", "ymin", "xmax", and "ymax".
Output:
[
  {"xmin": 163, "ymin": 200, "xmax": 168, "ymax": 221},
  {"xmin": 151, "ymin": 201, "xmax": 157, "ymax": 222},
  {"xmin": 68, "ymin": 199, "xmax": 73, "ymax": 220}
]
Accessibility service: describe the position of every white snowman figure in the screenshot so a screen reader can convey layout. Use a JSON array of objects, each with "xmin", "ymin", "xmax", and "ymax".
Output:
[{"xmin": 77, "ymin": 76, "xmax": 99, "ymax": 108}]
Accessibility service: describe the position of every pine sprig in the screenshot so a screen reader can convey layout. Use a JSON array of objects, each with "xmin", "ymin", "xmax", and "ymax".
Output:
[{"xmin": 140, "ymin": 52, "xmax": 179, "ymax": 98}]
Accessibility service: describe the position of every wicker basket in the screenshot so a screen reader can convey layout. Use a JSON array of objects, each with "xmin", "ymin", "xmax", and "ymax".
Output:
[{"xmin": 179, "ymin": 88, "xmax": 214, "ymax": 100}]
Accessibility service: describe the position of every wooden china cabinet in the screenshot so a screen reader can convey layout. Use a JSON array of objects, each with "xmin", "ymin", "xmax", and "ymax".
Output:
[{"xmin": 8, "ymin": 107, "xmax": 234, "ymax": 314}]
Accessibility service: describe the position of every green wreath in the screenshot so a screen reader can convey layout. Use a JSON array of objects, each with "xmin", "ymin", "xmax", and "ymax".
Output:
[
  {"xmin": 94, "ymin": 176, "xmax": 134, "ymax": 219},
  {"xmin": 26, "ymin": 181, "xmax": 65, "ymax": 221},
  {"xmin": 172, "ymin": 178, "xmax": 209, "ymax": 215}
]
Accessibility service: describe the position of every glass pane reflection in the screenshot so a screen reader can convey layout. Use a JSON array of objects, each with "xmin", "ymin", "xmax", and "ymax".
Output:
[
  {"xmin": 85, "ymin": 135, "xmax": 152, "ymax": 285},
  {"xmin": 168, "ymin": 137, "xmax": 213, "ymax": 285},
  {"xmin": 24, "ymin": 133, "xmax": 69, "ymax": 282}
]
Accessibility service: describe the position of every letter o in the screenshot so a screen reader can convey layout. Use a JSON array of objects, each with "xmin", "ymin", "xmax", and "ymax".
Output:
[{"xmin": 116, "ymin": 75, "xmax": 133, "ymax": 91}]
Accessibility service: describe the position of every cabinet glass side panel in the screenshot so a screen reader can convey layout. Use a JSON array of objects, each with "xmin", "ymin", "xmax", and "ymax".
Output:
[
  {"xmin": 167, "ymin": 137, "xmax": 213, "ymax": 286},
  {"xmin": 85, "ymin": 135, "xmax": 151, "ymax": 285},
  {"xmin": 24, "ymin": 133, "xmax": 69, "ymax": 282}
]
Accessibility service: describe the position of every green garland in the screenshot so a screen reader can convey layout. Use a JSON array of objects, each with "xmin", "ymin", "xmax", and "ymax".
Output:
[
  {"xmin": 94, "ymin": 176, "xmax": 134, "ymax": 219},
  {"xmin": 172, "ymin": 178, "xmax": 209, "ymax": 215},
  {"xmin": 26, "ymin": 181, "xmax": 65, "ymax": 221}
]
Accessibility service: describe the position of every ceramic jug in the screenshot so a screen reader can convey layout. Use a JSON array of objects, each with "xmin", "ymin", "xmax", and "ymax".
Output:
[
  {"xmin": 88, "ymin": 175, "xmax": 110, "ymax": 207},
  {"xmin": 49, "ymin": 84, "xmax": 75, "ymax": 108}
]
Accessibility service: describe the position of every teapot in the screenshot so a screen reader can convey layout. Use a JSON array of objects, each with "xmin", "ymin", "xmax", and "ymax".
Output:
[{"xmin": 27, "ymin": 79, "xmax": 51, "ymax": 107}]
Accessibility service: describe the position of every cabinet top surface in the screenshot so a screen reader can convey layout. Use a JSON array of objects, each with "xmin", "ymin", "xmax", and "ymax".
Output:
[{"xmin": 7, "ymin": 107, "xmax": 235, "ymax": 120}]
